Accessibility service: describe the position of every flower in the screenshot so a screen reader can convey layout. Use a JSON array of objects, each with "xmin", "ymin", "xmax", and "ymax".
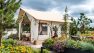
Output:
[
  {"xmin": 1, "ymin": 45, "xmax": 4, "ymax": 48},
  {"xmin": 20, "ymin": 46, "xmax": 26, "ymax": 53}
]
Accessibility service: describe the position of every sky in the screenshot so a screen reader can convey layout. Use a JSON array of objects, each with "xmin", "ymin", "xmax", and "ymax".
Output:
[{"xmin": 15, "ymin": 0, "xmax": 94, "ymax": 27}]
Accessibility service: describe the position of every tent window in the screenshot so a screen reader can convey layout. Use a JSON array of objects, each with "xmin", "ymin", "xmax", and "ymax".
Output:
[{"xmin": 38, "ymin": 23, "xmax": 48, "ymax": 35}]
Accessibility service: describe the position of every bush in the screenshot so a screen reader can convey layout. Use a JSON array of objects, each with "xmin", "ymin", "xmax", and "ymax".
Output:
[
  {"xmin": 53, "ymin": 41, "xmax": 65, "ymax": 53},
  {"xmin": 42, "ymin": 38, "xmax": 54, "ymax": 50},
  {"xmin": 0, "ymin": 46, "xmax": 34, "ymax": 53},
  {"xmin": 66, "ymin": 39, "xmax": 81, "ymax": 49},
  {"xmin": 81, "ymin": 34, "xmax": 94, "ymax": 36},
  {"xmin": 43, "ymin": 49, "xmax": 50, "ymax": 53},
  {"xmin": 54, "ymin": 35, "xmax": 67, "ymax": 42},
  {"xmin": 66, "ymin": 39, "xmax": 94, "ymax": 53},
  {"xmin": 83, "ymin": 39, "xmax": 94, "ymax": 45},
  {"xmin": 0, "ymin": 45, "xmax": 50, "ymax": 53},
  {"xmin": 43, "ymin": 38, "xmax": 66, "ymax": 53},
  {"xmin": 79, "ymin": 41, "xmax": 94, "ymax": 52},
  {"xmin": 2, "ymin": 39, "xmax": 17, "ymax": 47},
  {"xmin": 33, "ymin": 48, "xmax": 49, "ymax": 53},
  {"xmin": 8, "ymin": 34, "xmax": 19, "ymax": 40}
]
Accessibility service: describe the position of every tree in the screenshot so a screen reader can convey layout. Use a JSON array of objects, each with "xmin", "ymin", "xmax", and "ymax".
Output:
[
  {"xmin": 77, "ymin": 13, "xmax": 92, "ymax": 34},
  {"xmin": 89, "ymin": 27, "xmax": 94, "ymax": 31},
  {"xmin": 61, "ymin": 6, "xmax": 68, "ymax": 35},
  {"xmin": 69, "ymin": 13, "xmax": 92, "ymax": 36},
  {"xmin": 0, "ymin": 0, "xmax": 21, "ymax": 46},
  {"xmin": 70, "ymin": 17, "xmax": 78, "ymax": 35}
]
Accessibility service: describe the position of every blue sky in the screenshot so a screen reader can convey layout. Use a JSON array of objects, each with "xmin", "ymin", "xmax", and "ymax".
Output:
[{"xmin": 15, "ymin": 0, "xmax": 94, "ymax": 27}]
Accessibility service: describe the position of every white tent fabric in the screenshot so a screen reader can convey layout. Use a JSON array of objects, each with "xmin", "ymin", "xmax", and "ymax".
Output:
[{"xmin": 21, "ymin": 8, "xmax": 72, "ymax": 22}]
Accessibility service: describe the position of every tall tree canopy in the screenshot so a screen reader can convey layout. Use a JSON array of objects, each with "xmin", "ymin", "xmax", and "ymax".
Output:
[
  {"xmin": 77, "ymin": 13, "xmax": 92, "ymax": 33},
  {"xmin": 70, "ymin": 17, "xmax": 78, "ymax": 35},
  {"xmin": 61, "ymin": 6, "xmax": 68, "ymax": 35},
  {"xmin": 0, "ymin": 0, "xmax": 21, "ymax": 46},
  {"xmin": 70, "ymin": 13, "xmax": 92, "ymax": 35}
]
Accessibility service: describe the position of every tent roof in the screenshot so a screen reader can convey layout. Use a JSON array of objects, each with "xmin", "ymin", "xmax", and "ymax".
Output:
[{"xmin": 20, "ymin": 8, "xmax": 72, "ymax": 22}]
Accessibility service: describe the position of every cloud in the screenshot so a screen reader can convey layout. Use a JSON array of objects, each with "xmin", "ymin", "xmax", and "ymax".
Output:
[
  {"xmin": 21, "ymin": 0, "xmax": 94, "ymax": 18},
  {"xmin": 20, "ymin": 0, "xmax": 94, "ymax": 19},
  {"xmin": 22, "ymin": 0, "xmax": 56, "ymax": 11},
  {"xmin": 69, "ymin": 0, "xmax": 94, "ymax": 18},
  {"xmin": 13, "ymin": 0, "xmax": 94, "ymax": 27},
  {"xmin": 21, "ymin": 0, "xmax": 85, "ymax": 11}
]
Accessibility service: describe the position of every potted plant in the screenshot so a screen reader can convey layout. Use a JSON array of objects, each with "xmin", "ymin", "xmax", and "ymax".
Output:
[{"xmin": 33, "ymin": 40, "xmax": 37, "ymax": 45}]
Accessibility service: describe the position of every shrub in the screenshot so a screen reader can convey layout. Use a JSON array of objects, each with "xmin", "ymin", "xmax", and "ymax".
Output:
[
  {"xmin": 83, "ymin": 39, "xmax": 94, "ymax": 45},
  {"xmin": 66, "ymin": 39, "xmax": 94, "ymax": 53},
  {"xmin": 54, "ymin": 35, "xmax": 67, "ymax": 42},
  {"xmin": 79, "ymin": 41, "xmax": 94, "ymax": 52},
  {"xmin": 2, "ymin": 39, "xmax": 17, "ymax": 47},
  {"xmin": 0, "ymin": 45, "xmax": 50, "ymax": 53},
  {"xmin": 53, "ymin": 41, "xmax": 65, "ymax": 53},
  {"xmin": 66, "ymin": 39, "xmax": 81, "ymax": 49},
  {"xmin": 33, "ymin": 48, "xmax": 40, "ymax": 53},
  {"xmin": 43, "ymin": 49, "xmax": 50, "ymax": 53},
  {"xmin": 33, "ymin": 48, "xmax": 49, "ymax": 53},
  {"xmin": 81, "ymin": 33, "xmax": 94, "ymax": 36},
  {"xmin": 42, "ymin": 38, "xmax": 54, "ymax": 50},
  {"xmin": 8, "ymin": 34, "xmax": 19, "ymax": 39},
  {"xmin": 0, "ymin": 46, "xmax": 33, "ymax": 53}
]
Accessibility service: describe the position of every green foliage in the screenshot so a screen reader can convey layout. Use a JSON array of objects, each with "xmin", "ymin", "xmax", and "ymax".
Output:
[
  {"xmin": 66, "ymin": 39, "xmax": 81, "ymax": 49},
  {"xmin": 79, "ymin": 41, "xmax": 94, "ymax": 52},
  {"xmin": 82, "ymin": 39, "xmax": 94, "ymax": 45},
  {"xmin": 61, "ymin": 6, "xmax": 68, "ymax": 34},
  {"xmin": 53, "ymin": 41, "xmax": 65, "ymax": 53},
  {"xmin": 0, "ymin": 46, "xmax": 34, "ymax": 53},
  {"xmin": 43, "ymin": 49, "xmax": 50, "ymax": 53},
  {"xmin": 43, "ymin": 37, "xmax": 94, "ymax": 52},
  {"xmin": 63, "ymin": 14, "xmax": 68, "ymax": 34},
  {"xmin": 8, "ymin": 34, "xmax": 19, "ymax": 39},
  {"xmin": 32, "ymin": 48, "xmax": 49, "ymax": 53},
  {"xmin": 43, "ymin": 37, "xmax": 66, "ymax": 53},
  {"xmin": 78, "ymin": 13, "xmax": 92, "ymax": 33},
  {"xmin": 43, "ymin": 38, "xmax": 54, "ymax": 50},
  {"xmin": 0, "ymin": 0, "xmax": 21, "ymax": 29},
  {"xmin": 89, "ymin": 27, "xmax": 94, "ymax": 31},
  {"xmin": 70, "ymin": 13, "xmax": 92, "ymax": 35},
  {"xmin": 22, "ymin": 24, "xmax": 30, "ymax": 31},
  {"xmin": 2, "ymin": 39, "xmax": 17, "ymax": 47},
  {"xmin": 1, "ymin": 38, "xmax": 50, "ymax": 53},
  {"xmin": 43, "ymin": 38, "xmax": 94, "ymax": 53},
  {"xmin": 66, "ymin": 39, "xmax": 94, "ymax": 52},
  {"xmin": 0, "ymin": 0, "xmax": 22, "ymax": 46},
  {"xmin": 70, "ymin": 17, "xmax": 78, "ymax": 35}
]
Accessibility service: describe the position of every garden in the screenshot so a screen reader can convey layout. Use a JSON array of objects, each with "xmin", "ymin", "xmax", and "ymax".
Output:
[
  {"xmin": 42, "ymin": 35, "xmax": 94, "ymax": 53},
  {"xmin": 1, "ymin": 34, "xmax": 94, "ymax": 53},
  {"xmin": 1, "ymin": 0, "xmax": 94, "ymax": 53},
  {"xmin": 0, "ymin": 38, "xmax": 49, "ymax": 53}
]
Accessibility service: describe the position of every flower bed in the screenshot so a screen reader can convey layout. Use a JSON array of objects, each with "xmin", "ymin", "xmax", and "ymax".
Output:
[
  {"xmin": 2, "ymin": 39, "xmax": 17, "ymax": 47},
  {"xmin": 81, "ymin": 33, "xmax": 94, "ymax": 40},
  {"xmin": 65, "ymin": 39, "xmax": 94, "ymax": 53},
  {"xmin": 0, "ymin": 45, "xmax": 50, "ymax": 53},
  {"xmin": 43, "ymin": 38, "xmax": 94, "ymax": 53},
  {"xmin": 43, "ymin": 38, "xmax": 54, "ymax": 50},
  {"xmin": 0, "ymin": 45, "xmax": 33, "ymax": 53},
  {"xmin": 82, "ymin": 39, "xmax": 94, "ymax": 45},
  {"xmin": 42, "ymin": 37, "xmax": 66, "ymax": 53},
  {"xmin": 1, "ymin": 39, "xmax": 50, "ymax": 53}
]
